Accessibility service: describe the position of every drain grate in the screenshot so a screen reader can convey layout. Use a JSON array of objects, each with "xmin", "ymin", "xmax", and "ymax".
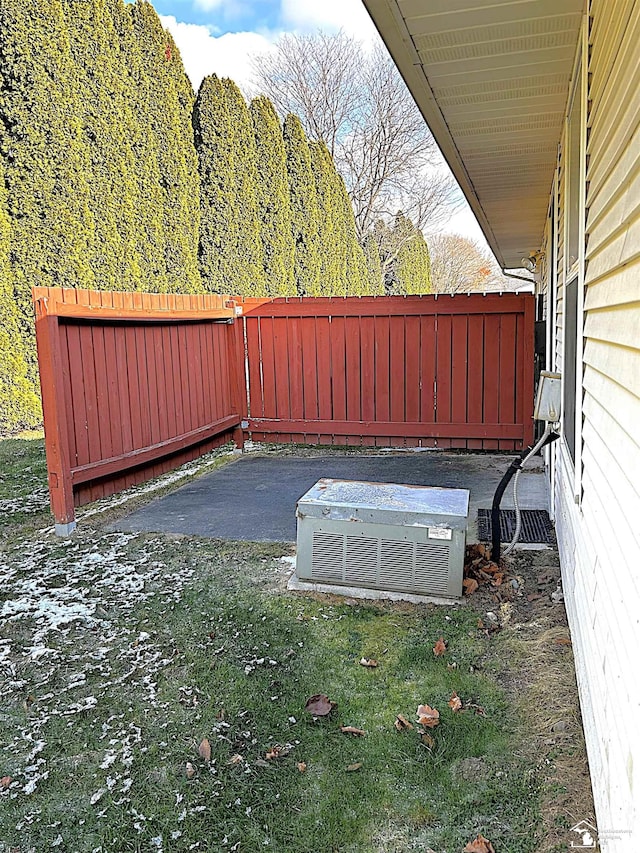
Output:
[{"xmin": 477, "ymin": 509, "xmax": 554, "ymax": 545}]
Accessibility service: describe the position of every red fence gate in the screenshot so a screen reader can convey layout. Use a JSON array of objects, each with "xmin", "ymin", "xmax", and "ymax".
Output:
[
  {"xmin": 242, "ymin": 294, "xmax": 534, "ymax": 451},
  {"xmin": 34, "ymin": 288, "xmax": 534, "ymax": 530}
]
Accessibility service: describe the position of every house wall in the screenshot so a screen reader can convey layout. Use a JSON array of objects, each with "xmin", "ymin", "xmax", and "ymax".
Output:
[{"xmin": 549, "ymin": 1, "xmax": 640, "ymax": 847}]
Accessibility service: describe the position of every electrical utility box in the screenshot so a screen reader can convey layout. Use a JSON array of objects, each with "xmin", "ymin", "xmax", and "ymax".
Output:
[{"xmin": 295, "ymin": 479, "xmax": 469, "ymax": 599}]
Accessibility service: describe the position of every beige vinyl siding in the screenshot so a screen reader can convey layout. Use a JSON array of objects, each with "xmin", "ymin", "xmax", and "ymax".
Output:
[{"xmin": 553, "ymin": 0, "xmax": 640, "ymax": 846}]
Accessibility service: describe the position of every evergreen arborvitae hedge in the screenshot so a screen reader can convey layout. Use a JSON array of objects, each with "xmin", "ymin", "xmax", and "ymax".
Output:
[
  {"xmin": 194, "ymin": 75, "xmax": 266, "ymax": 295},
  {"xmin": 310, "ymin": 141, "xmax": 344, "ymax": 294},
  {"xmin": 222, "ymin": 79, "xmax": 266, "ymax": 295},
  {"xmin": 393, "ymin": 213, "xmax": 432, "ymax": 294},
  {"xmin": 363, "ymin": 232, "xmax": 384, "ymax": 295},
  {"xmin": 250, "ymin": 97, "xmax": 295, "ymax": 296},
  {"xmin": 0, "ymin": 0, "xmax": 203, "ymax": 431},
  {"xmin": 129, "ymin": 1, "xmax": 201, "ymax": 293},
  {"xmin": 282, "ymin": 114, "xmax": 321, "ymax": 296},
  {"xmin": 0, "ymin": 162, "xmax": 41, "ymax": 431}
]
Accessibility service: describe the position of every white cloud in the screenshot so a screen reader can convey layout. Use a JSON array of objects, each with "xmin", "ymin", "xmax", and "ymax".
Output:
[
  {"xmin": 279, "ymin": 0, "xmax": 378, "ymax": 42},
  {"xmin": 160, "ymin": 15, "xmax": 276, "ymax": 94}
]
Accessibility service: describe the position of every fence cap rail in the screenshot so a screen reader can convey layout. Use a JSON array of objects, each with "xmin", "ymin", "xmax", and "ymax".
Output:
[{"xmin": 32, "ymin": 286, "xmax": 237, "ymax": 322}]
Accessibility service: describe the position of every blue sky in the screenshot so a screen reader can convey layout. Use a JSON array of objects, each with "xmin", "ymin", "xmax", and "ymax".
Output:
[{"xmin": 147, "ymin": 0, "xmax": 282, "ymax": 32}]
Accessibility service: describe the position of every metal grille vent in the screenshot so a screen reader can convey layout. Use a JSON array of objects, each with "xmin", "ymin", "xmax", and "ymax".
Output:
[
  {"xmin": 310, "ymin": 531, "xmax": 451, "ymax": 593},
  {"xmin": 477, "ymin": 509, "xmax": 554, "ymax": 545}
]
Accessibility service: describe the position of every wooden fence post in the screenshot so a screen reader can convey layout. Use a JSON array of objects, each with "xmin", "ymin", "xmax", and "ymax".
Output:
[
  {"xmin": 226, "ymin": 303, "xmax": 247, "ymax": 449},
  {"xmin": 33, "ymin": 295, "xmax": 76, "ymax": 534}
]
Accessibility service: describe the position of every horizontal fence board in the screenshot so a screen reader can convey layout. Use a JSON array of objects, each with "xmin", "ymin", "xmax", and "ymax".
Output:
[
  {"xmin": 246, "ymin": 418, "xmax": 524, "ymax": 439},
  {"xmin": 70, "ymin": 415, "xmax": 240, "ymax": 485},
  {"xmin": 240, "ymin": 294, "xmax": 527, "ymax": 318}
]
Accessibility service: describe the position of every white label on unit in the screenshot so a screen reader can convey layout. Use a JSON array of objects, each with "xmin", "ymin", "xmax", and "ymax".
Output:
[{"xmin": 428, "ymin": 526, "xmax": 452, "ymax": 541}]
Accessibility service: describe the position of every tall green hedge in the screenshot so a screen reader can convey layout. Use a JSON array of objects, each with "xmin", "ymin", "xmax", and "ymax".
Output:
[
  {"xmin": 0, "ymin": 162, "xmax": 42, "ymax": 431},
  {"xmin": 392, "ymin": 213, "xmax": 432, "ymax": 294},
  {"xmin": 222, "ymin": 79, "xmax": 266, "ymax": 295},
  {"xmin": 129, "ymin": 1, "xmax": 201, "ymax": 293},
  {"xmin": 283, "ymin": 114, "xmax": 321, "ymax": 296},
  {"xmin": 250, "ymin": 97, "xmax": 296, "ymax": 296}
]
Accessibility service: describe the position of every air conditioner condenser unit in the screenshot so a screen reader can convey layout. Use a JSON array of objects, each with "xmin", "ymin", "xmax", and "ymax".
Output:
[{"xmin": 295, "ymin": 479, "xmax": 469, "ymax": 599}]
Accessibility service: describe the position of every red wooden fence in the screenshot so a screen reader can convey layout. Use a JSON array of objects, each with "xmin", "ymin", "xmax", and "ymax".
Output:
[
  {"xmin": 34, "ymin": 289, "xmax": 534, "ymax": 531},
  {"xmin": 241, "ymin": 294, "xmax": 534, "ymax": 451},
  {"xmin": 33, "ymin": 287, "xmax": 242, "ymax": 533}
]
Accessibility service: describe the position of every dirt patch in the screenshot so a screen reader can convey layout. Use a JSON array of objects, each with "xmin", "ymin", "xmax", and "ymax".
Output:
[{"xmin": 466, "ymin": 545, "xmax": 597, "ymax": 852}]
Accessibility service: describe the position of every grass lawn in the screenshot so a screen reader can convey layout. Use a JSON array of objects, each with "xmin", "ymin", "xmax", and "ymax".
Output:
[{"xmin": 0, "ymin": 438, "xmax": 595, "ymax": 852}]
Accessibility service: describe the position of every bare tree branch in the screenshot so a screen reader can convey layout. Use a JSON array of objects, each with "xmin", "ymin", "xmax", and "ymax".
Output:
[{"xmin": 251, "ymin": 33, "xmax": 458, "ymax": 241}]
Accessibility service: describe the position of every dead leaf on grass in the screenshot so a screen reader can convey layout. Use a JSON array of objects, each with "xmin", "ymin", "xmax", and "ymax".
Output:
[
  {"xmin": 416, "ymin": 704, "xmax": 440, "ymax": 728},
  {"xmin": 463, "ymin": 578, "xmax": 479, "ymax": 596},
  {"xmin": 433, "ymin": 637, "xmax": 447, "ymax": 656},
  {"xmin": 448, "ymin": 692, "xmax": 463, "ymax": 712},
  {"xmin": 463, "ymin": 833, "xmax": 496, "ymax": 853},
  {"xmin": 554, "ymin": 637, "xmax": 572, "ymax": 646},
  {"xmin": 340, "ymin": 725, "xmax": 366, "ymax": 736},
  {"xmin": 185, "ymin": 762, "xmax": 196, "ymax": 779},
  {"xmin": 0, "ymin": 776, "xmax": 12, "ymax": 789},
  {"xmin": 394, "ymin": 714, "xmax": 414, "ymax": 732},
  {"xmin": 305, "ymin": 693, "xmax": 336, "ymax": 716},
  {"xmin": 359, "ymin": 657, "xmax": 378, "ymax": 668},
  {"xmin": 227, "ymin": 754, "xmax": 243, "ymax": 765},
  {"xmin": 346, "ymin": 762, "xmax": 363, "ymax": 772},
  {"xmin": 265, "ymin": 746, "xmax": 282, "ymax": 760},
  {"xmin": 198, "ymin": 738, "xmax": 211, "ymax": 762},
  {"xmin": 296, "ymin": 762, "xmax": 307, "ymax": 773},
  {"xmin": 420, "ymin": 732, "xmax": 435, "ymax": 749}
]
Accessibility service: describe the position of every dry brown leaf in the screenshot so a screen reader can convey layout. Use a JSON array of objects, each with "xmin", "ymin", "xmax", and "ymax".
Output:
[
  {"xmin": 296, "ymin": 762, "xmax": 307, "ymax": 773},
  {"xmin": 463, "ymin": 577, "xmax": 479, "ymax": 595},
  {"xmin": 463, "ymin": 833, "xmax": 496, "ymax": 853},
  {"xmin": 0, "ymin": 776, "xmax": 12, "ymax": 790},
  {"xmin": 448, "ymin": 692, "xmax": 463, "ymax": 712},
  {"xmin": 346, "ymin": 762, "xmax": 363, "ymax": 772},
  {"xmin": 394, "ymin": 714, "xmax": 414, "ymax": 732},
  {"xmin": 340, "ymin": 725, "xmax": 366, "ymax": 736},
  {"xmin": 304, "ymin": 693, "xmax": 336, "ymax": 716},
  {"xmin": 554, "ymin": 637, "xmax": 572, "ymax": 646},
  {"xmin": 359, "ymin": 657, "xmax": 378, "ymax": 668},
  {"xmin": 416, "ymin": 704, "xmax": 440, "ymax": 728},
  {"xmin": 433, "ymin": 637, "xmax": 447, "ymax": 656},
  {"xmin": 227, "ymin": 754, "xmax": 243, "ymax": 765},
  {"xmin": 420, "ymin": 732, "xmax": 435, "ymax": 749},
  {"xmin": 185, "ymin": 762, "xmax": 196, "ymax": 779},
  {"xmin": 265, "ymin": 746, "xmax": 282, "ymax": 760},
  {"xmin": 491, "ymin": 573, "xmax": 504, "ymax": 586},
  {"xmin": 198, "ymin": 738, "xmax": 211, "ymax": 762}
]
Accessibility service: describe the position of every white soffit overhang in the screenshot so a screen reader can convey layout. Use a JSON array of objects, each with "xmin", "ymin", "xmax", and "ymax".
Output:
[{"xmin": 362, "ymin": 0, "xmax": 584, "ymax": 268}]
